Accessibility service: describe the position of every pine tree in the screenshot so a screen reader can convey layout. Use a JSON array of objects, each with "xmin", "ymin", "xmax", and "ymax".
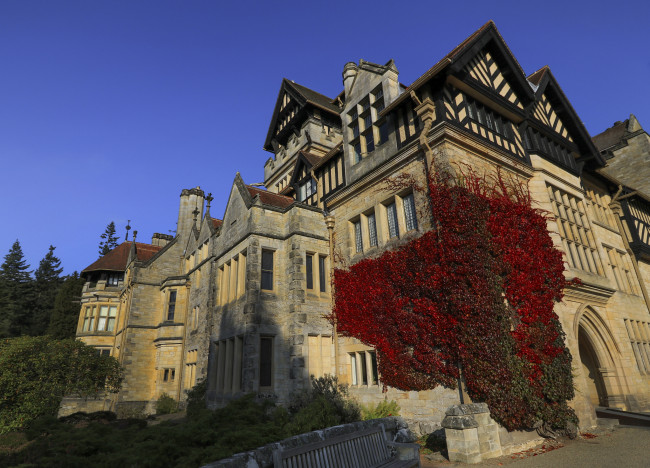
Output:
[
  {"xmin": 48, "ymin": 272, "xmax": 86, "ymax": 339},
  {"xmin": 31, "ymin": 245, "xmax": 64, "ymax": 335},
  {"xmin": 98, "ymin": 221, "xmax": 120, "ymax": 256},
  {"xmin": 0, "ymin": 240, "xmax": 33, "ymax": 337}
]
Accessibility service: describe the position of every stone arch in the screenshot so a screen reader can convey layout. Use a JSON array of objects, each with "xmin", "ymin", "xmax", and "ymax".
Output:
[{"xmin": 573, "ymin": 305, "xmax": 624, "ymax": 408}]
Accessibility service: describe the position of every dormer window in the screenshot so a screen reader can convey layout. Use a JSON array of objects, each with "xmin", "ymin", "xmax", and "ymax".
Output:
[
  {"xmin": 106, "ymin": 272, "xmax": 123, "ymax": 286},
  {"xmin": 298, "ymin": 178, "xmax": 317, "ymax": 202}
]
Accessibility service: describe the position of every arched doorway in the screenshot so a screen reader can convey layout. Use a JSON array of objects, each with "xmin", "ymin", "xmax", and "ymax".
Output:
[{"xmin": 578, "ymin": 327, "xmax": 608, "ymax": 407}]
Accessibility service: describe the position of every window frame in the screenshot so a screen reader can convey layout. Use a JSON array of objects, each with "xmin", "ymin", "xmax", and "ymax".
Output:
[
  {"xmin": 261, "ymin": 249, "xmax": 274, "ymax": 291},
  {"xmin": 166, "ymin": 290, "xmax": 177, "ymax": 321},
  {"xmin": 259, "ymin": 336, "xmax": 274, "ymax": 390}
]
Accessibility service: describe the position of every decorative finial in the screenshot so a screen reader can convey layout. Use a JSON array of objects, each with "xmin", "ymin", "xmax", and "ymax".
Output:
[
  {"xmin": 125, "ymin": 220, "xmax": 131, "ymax": 241},
  {"xmin": 132, "ymin": 230, "xmax": 138, "ymax": 242},
  {"xmin": 206, "ymin": 193, "xmax": 213, "ymax": 209}
]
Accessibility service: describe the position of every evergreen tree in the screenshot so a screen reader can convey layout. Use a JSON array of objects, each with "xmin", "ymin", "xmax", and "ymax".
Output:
[
  {"xmin": 48, "ymin": 272, "xmax": 86, "ymax": 339},
  {"xmin": 31, "ymin": 245, "xmax": 64, "ymax": 335},
  {"xmin": 98, "ymin": 221, "xmax": 119, "ymax": 256},
  {"xmin": 0, "ymin": 240, "xmax": 33, "ymax": 337}
]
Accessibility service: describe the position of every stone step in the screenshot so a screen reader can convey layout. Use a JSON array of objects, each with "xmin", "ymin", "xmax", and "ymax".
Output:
[{"xmin": 596, "ymin": 407, "xmax": 650, "ymax": 427}]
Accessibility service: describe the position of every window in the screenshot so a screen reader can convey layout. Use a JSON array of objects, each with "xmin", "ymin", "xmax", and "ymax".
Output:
[
  {"xmin": 319, "ymin": 256, "xmax": 326, "ymax": 293},
  {"xmin": 97, "ymin": 305, "xmax": 117, "ymax": 331},
  {"xmin": 96, "ymin": 348, "xmax": 110, "ymax": 357},
  {"xmin": 605, "ymin": 247, "xmax": 639, "ymax": 295},
  {"xmin": 354, "ymin": 143, "xmax": 362, "ymax": 164},
  {"xmin": 624, "ymin": 320, "xmax": 650, "ymax": 374},
  {"xmin": 403, "ymin": 193, "xmax": 418, "ymax": 232},
  {"xmin": 466, "ymin": 96, "xmax": 515, "ymax": 143},
  {"xmin": 365, "ymin": 131, "xmax": 375, "ymax": 153},
  {"xmin": 260, "ymin": 336, "xmax": 273, "ymax": 388},
  {"xmin": 387, "ymin": 202, "xmax": 399, "ymax": 238},
  {"xmin": 298, "ymin": 178, "xmax": 317, "ymax": 202},
  {"xmin": 349, "ymin": 86, "xmax": 386, "ymax": 163},
  {"xmin": 219, "ymin": 251, "xmax": 247, "ymax": 304},
  {"xmin": 378, "ymin": 121, "xmax": 389, "ymax": 145},
  {"xmin": 349, "ymin": 350, "xmax": 379, "ymax": 386},
  {"xmin": 547, "ymin": 185, "xmax": 603, "ymax": 275},
  {"xmin": 306, "ymin": 254, "xmax": 314, "ymax": 289},
  {"xmin": 354, "ymin": 220, "xmax": 363, "ymax": 253},
  {"xmin": 213, "ymin": 336, "xmax": 244, "ymax": 394},
  {"xmin": 106, "ymin": 273, "xmax": 122, "ymax": 286},
  {"xmin": 167, "ymin": 290, "xmax": 177, "ymax": 321},
  {"xmin": 368, "ymin": 213, "xmax": 378, "ymax": 247},
  {"xmin": 585, "ymin": 187, "xmax": 617, "ymax": 228},
  {"xmin": 261, "ymin": 250, "xmax": 274, "ymax": 290},
  {"xmin": 163, "ymin": 368, "xmax": 176, "ymax": 382},
  {"xmin": 185, "ymin": 350, "xmax": 197, "ymax": 390},
  {"xmin": 82, "ymin": 306, "xmax": 96, "ymax": 332}
]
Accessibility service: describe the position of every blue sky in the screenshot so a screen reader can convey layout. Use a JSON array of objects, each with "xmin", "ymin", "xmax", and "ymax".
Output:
[{"xmin": 1, "ymin": 0, "xmax": 649, "ymax": 274}]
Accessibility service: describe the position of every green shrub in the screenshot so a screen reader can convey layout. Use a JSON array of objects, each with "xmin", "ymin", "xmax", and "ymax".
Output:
[
  {"xmin": 0, "ymin": 336, "xmax": 122, "ymax": 434},
  {"xmin": 186, "ymin": 379, "xmax": 208, "ymax": 419},
  {"xmin": 287, "ymin": 375, "xmax": 360, "ymax": 433},
  {"xmin": 156, "ymin": 393, "xmax": 178, "ymax": 415},
  {"xmin": 361, "ymin": 400, "xmax": 400, "ymax": 420}
]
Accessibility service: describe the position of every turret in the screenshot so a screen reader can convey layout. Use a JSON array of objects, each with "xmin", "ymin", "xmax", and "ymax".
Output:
[
  {"xmin": 176, "ymin": 187, "xmax": 205, "ymax": 240},
  {"xmin": 342, "ymin": 62, "xmax": 358, "ymax": 100}
]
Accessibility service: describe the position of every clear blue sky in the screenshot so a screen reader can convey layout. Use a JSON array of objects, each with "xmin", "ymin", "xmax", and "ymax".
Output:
[{"xmin": 1, "ymin": 0, "xmax": 649, "ymax": 275}]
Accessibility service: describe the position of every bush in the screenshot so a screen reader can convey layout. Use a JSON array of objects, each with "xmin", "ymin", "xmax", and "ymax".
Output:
[
  {"xmin": 361, "ymin": 400, "xmax": 400, "ymax": 420},
  {"xmin": 156, "ymin": 393, "xmax": 178, "ymax": 415},
  {"xmin": 287, "ymin": 375, "xmax": 360, "ymax": 433},
  {"xmin": 0, "ymin": 336, "xmax": 122, "ymax": 433},
  {"xmin": 186, "ymin": 379, "xmax": 208, "ymax": 419}
]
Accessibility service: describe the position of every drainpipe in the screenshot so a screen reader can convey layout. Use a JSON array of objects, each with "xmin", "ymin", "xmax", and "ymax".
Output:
[
  {"xmin": 324, "ymin": 214, "xmax": 339, "ymax": 378},
  {"xmin": 610, "ymin": 186, "xmax": 650, "ymax": 313}
]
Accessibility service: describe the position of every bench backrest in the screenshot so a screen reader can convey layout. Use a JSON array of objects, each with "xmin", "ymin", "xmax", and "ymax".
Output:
[{"xmin": 274, "ymin": 424, "xmax": 393, "ymax": 468}]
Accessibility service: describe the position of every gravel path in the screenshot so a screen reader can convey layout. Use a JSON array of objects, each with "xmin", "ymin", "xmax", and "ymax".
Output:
[{"xmin": 421, "ymin": 426, "xmax": 650, "ymax": 468}]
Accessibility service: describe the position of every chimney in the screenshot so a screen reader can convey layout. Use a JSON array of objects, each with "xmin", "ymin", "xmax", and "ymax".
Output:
[
  {"xmin": 342, "ymin": 62, "xmax": 358, "ymax": 100},
  {"xmin": 151, "ymin": 233, "xmax": 174, "ymax": 247},
  {"xmin": 177, "ymin": 187, "xmax": 205, "ymax": 240}
]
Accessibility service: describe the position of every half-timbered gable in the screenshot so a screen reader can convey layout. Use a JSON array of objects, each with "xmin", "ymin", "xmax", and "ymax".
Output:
[
  {"xmin": 523, "ymin": 67, "xmax": 604, "ymax": 175},
  {"xmin": 463, "ymin": 49, "xmax": 524, "ymax": 110},
  {"xmin": 441, "ymin": 83, "xmax": 527, "ymax": 160},
  {"xmin": 288, "ymin": 151, "xmax": 322, "ymax": 207},
  {"xmin": 314, "ymin": 143, "xmax": 346, "ymax": 205},
  {"xmin": 263, "ymin": 79, "xmax": 343, "ymax": 193}
]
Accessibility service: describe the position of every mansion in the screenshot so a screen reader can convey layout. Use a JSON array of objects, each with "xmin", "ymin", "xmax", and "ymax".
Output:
[{"xmin": 62, "ymin": 21, "xmax": 650, "ymax": 432}]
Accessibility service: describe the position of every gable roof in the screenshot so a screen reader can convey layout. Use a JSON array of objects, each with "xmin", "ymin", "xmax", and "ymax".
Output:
[
  {"xmin": 527, "ymin": 66, "xmax": 549, "ymax": 87},
  {"xmin": 211, "ymin": 218, "xmax": 223, "ymax": 230},
  {"xmin": 264, "ymin": 79, "xmax": 341, "ymax": 152},
  {"xmin": 382, "ymin": 20, "xmax": 534, "ymax": 116},
  {"xmin": 592, "ymin": 119, "xmax": 629, "ymax": 152},
  {"xmin": 288, "ymin": 151, "xmax": 323, "ymax": 187},
  {"xmin": 246, "ymin": 185, "xmax": 295, "ymax": 208},
  {"xmin": 288, "ymin": 81, "xmax": 341, "ymax": 114},
  {"xmin": 312, "ymin": 142, "xmax": 343, "ymax": 171},
  {"xmin": 82, "ymin": 242, "xmax": 162, "ymax": 274},
  {"xmin": 528, "ymin": 67, "xmax": 605, "ymax": 167}
]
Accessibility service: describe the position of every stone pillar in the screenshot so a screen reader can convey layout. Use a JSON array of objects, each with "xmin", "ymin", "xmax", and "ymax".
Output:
[{"xmin": 441, "ymin": 403, "xmax": 502, "ymax": 464}]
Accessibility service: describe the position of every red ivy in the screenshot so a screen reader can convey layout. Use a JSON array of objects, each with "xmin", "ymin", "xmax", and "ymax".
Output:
[{"xmin": 332, "ymin": 169, "xmax": 577, "ymax": 431}]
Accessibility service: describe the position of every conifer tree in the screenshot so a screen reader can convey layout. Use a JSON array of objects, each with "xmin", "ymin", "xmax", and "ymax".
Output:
[
  {"xmin": 0, "ymin": 240, "xmax": 33, "ymax": 337},
  {"xmin": 98, "ymin": 221, "xmax": 120, "ymax": 256},
  {"xmin": 31, "ymin": 245, "xmax": 64, "ymax": 335},
  {"xmin": 48, "ymin": 272, "xmax": 86, "ymax": 339}
]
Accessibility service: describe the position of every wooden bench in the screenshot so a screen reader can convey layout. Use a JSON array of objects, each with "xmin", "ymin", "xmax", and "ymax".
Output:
[{"xmin": 273, "ymin": 423, "xmax": 420, "ymax": 468}]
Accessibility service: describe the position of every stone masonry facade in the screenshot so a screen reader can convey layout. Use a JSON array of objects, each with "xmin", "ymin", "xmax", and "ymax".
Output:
[{"xmin": 64, "ymin": 21, "xmax": 650, "ymax": 435}]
